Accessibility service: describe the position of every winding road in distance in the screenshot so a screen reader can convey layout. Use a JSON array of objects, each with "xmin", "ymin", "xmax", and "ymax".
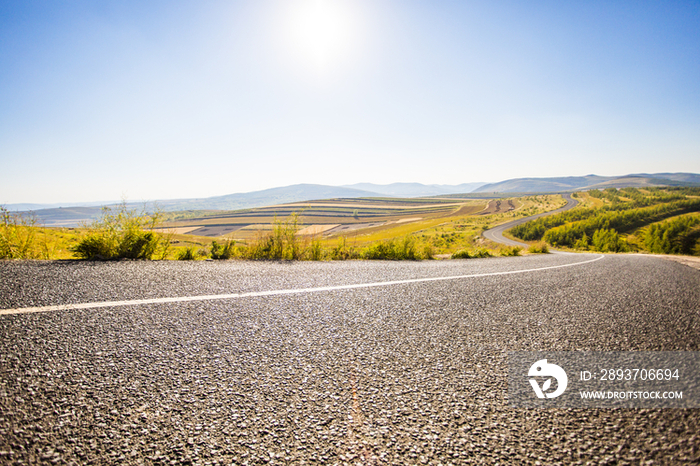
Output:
[
  {"xmin": 1, "ymin": 191, "xmax": 699, "ymax": 465},
  {"xmin": 483, "ymin": 193, "xmax": 579, "ymax": 247}
]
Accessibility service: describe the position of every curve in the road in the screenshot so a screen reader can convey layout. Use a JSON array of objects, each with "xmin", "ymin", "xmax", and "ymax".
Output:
[
  {"xmin": 482, "ymin": 193, "xmax": 579, "ymax": 247},
  {"xmin": 1, "ymin": 254, "xmax": 604, "ymax": 316}
]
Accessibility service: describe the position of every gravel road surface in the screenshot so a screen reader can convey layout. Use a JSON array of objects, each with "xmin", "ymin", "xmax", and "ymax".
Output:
[
  {"xmin": 483, "ymin": 194, "xmax": 579, "ymax": 247},
  {"xmin": 1, "ymin": 254, "xmax": 699, "ymax": 465}
]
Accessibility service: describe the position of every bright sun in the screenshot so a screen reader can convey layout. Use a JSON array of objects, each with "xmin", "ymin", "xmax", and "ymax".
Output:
[{"xmin": 285, "ymin": 0, "xmax": 358, "ymax": 75}]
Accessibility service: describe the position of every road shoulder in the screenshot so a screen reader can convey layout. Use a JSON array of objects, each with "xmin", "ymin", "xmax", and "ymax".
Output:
[{"xmin": 657, "ymin": 254, "xmax": 700, "ymax": 271}]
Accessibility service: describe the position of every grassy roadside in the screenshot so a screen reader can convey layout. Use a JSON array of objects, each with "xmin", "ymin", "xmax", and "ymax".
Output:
[{"xmin": 1, "ymin": 194, "xmax": 572, "ymax": 261}]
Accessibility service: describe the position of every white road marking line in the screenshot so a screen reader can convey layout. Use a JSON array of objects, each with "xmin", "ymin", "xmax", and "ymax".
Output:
[{"xmin": 1, "ymin": 255, "xmax": 605, "ymax": 316}]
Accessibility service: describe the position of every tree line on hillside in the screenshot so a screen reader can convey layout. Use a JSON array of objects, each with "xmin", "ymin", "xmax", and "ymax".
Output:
[
  {"xmin": 642, "ymin": 215, "xmax": 700, "ymax": 255},
  {"xmin": 587, "ymin": 187, "xmax": 686, "ymax": 206},
  {"xmin": 510, "ymin": 188, "xmax": 700, "ymax": 255}
]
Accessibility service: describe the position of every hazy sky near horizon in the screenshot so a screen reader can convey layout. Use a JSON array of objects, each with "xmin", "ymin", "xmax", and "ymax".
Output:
[{"xmin": 1, "ymin": 0, "xmax": 699, "ymax": 204}]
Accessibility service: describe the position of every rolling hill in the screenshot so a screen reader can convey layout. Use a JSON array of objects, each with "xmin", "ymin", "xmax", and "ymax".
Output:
[
  {"xmin": 473, "ymin": 173, "xmax": 700, "ymax": 193},
  {"xmin": 152, "ymin": 184, "xmax": 383, "ymax": 211},
  {"xmin": 11, "ymin": 174, "xmax": 700, "ymax": 227},
  {"xmin": 342, "ymin": 182, "xmax": 485, "ymax": 197}
]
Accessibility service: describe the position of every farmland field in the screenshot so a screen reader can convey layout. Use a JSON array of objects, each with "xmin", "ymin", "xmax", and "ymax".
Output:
[
  {"xmin": 159, "ymin": 195, "xmax": 567, "ymax": 255},
  {"xmin": 0, "ymin": 194, "xmax": 573, "ymax": 260}
]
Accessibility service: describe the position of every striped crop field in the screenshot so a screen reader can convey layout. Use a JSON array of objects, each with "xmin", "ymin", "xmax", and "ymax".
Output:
[{"xmin": 161, "ymin": 195, "xmax": 566, "ymax": 249}]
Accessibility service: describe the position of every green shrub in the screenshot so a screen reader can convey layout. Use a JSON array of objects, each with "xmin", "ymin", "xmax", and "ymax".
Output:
[
  {"xmin": 71, "ymin": 234, "xmax": 114, "ymax": 260},
  {"xmin": 500, "ymin": 246, "xmax": 522, "ymax": 256},
  {"xmin": 328, "ymin": 236, "xmax": 359, "ymax": 260},
  {"xmin": 362, "ymin": 240, "xmax": 394, "ymax": 260},
  {"xmin": 244, "ymin": 214, "xmax": 302, "ymax": 260},
  {"xmin": 0, "ymin": 207, "xmax": 36, "ymax": 259},
  {"xmin": 210, "ymin": 240, "xmax": 236, "ymax": 259},
  {"xmin": 422, "ymin": 243, "xmax": 435, "ymax": 260},
  {"xmin": 451, "ymin": 248, "xmax": 492, "ymax": 259},
  {"xmin": 527, "ymin": 242, "xmax": 549, "ymax": 254},
  {"xmin": 363, "ymin": 235, "xmax": 420, "ymax": 260},
  {"xmin": 120, "ymin": 231, "xmax": 159, "ymax": 259},
  {"xmin": 308, "ymin": 237, "xmax": 324, "ymax": 261},
  {"xmin": 0, "ymin": 207, "xmax": 46, "ymax": 259},
  {"xmin": 473, "ymin": 249, "xmax": 493, "ymax": 258},
  {"xmin": 71, "ymin": 202, "xmax": 167, "ymax": 260},
  {"xmin": 451, "ymin": 249, "xmax": 473, "ymax": 259},
  {"xmin": 177, "ymin": 245, "xmax": 199, "ymax": 261}
]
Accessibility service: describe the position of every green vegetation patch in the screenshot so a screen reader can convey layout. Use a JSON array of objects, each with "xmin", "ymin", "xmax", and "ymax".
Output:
[
  {"xmin": 509, "ymin": 188, "xmax": 700, "ymax": 255},
  {"xmin": 5, "ymin": 193, "xmax": 580, "ymax": 261},
  {"xmin": 1, "ymin": 208, "xmax": 43, "ymax": 259},
  {"xmin": 451, "ymin": 249, "xmax": 493, "ymax": 259},
  {"xmin": 527, "ymin": 242, "xmax": 550, "ymax": 254},
  {"xmin": 640, "ymin": 213, "xmax": 700, "ymax": 255},
  {"xmin": 71, "ymin": 202, "xmax": 172, "ymax": 260}
]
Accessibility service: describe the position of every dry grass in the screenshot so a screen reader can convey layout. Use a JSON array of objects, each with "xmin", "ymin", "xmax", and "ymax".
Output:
[{"xmin": 18, "ymin": 194, "xmax": 575, "ymax": 260}]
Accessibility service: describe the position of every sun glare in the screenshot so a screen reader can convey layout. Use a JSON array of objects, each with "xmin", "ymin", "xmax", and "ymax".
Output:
[{"xmin": 285, "ymin": 0, "xmax": 359, "ymax": 76}]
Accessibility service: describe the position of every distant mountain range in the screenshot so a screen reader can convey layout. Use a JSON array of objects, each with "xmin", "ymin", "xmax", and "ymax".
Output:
[
  {"xmin": 342, "ymin": 182, "xmax": 486, "ymax": 197},
  {"xmin": 474, "ymin": 172, "xmax": 700, "ymax": 193},
  {"xmin": 7, "ymin": 173, "xmax": 699, "ymax": 226},
  {"xmin": 154, "ymin": 184, "xmax": 383, "ymax": 211},
  {"xmin": 7, "ymin": 184, "xmax": 387, "ymax": 226}
]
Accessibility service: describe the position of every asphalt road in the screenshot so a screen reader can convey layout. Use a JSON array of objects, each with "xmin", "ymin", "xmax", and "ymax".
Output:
[
  {"xmin": 483, "ymin": 194, "xmax": 579, "ymax": 247},
  {"xmin": 1, "ymin": 254, "xmax": 699, "ymax": 465}
]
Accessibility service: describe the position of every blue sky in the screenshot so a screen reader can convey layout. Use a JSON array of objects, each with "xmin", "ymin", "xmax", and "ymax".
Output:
[{"xmin": 1, "ymin": 0, "xmax": 699, "ymax": 204}]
